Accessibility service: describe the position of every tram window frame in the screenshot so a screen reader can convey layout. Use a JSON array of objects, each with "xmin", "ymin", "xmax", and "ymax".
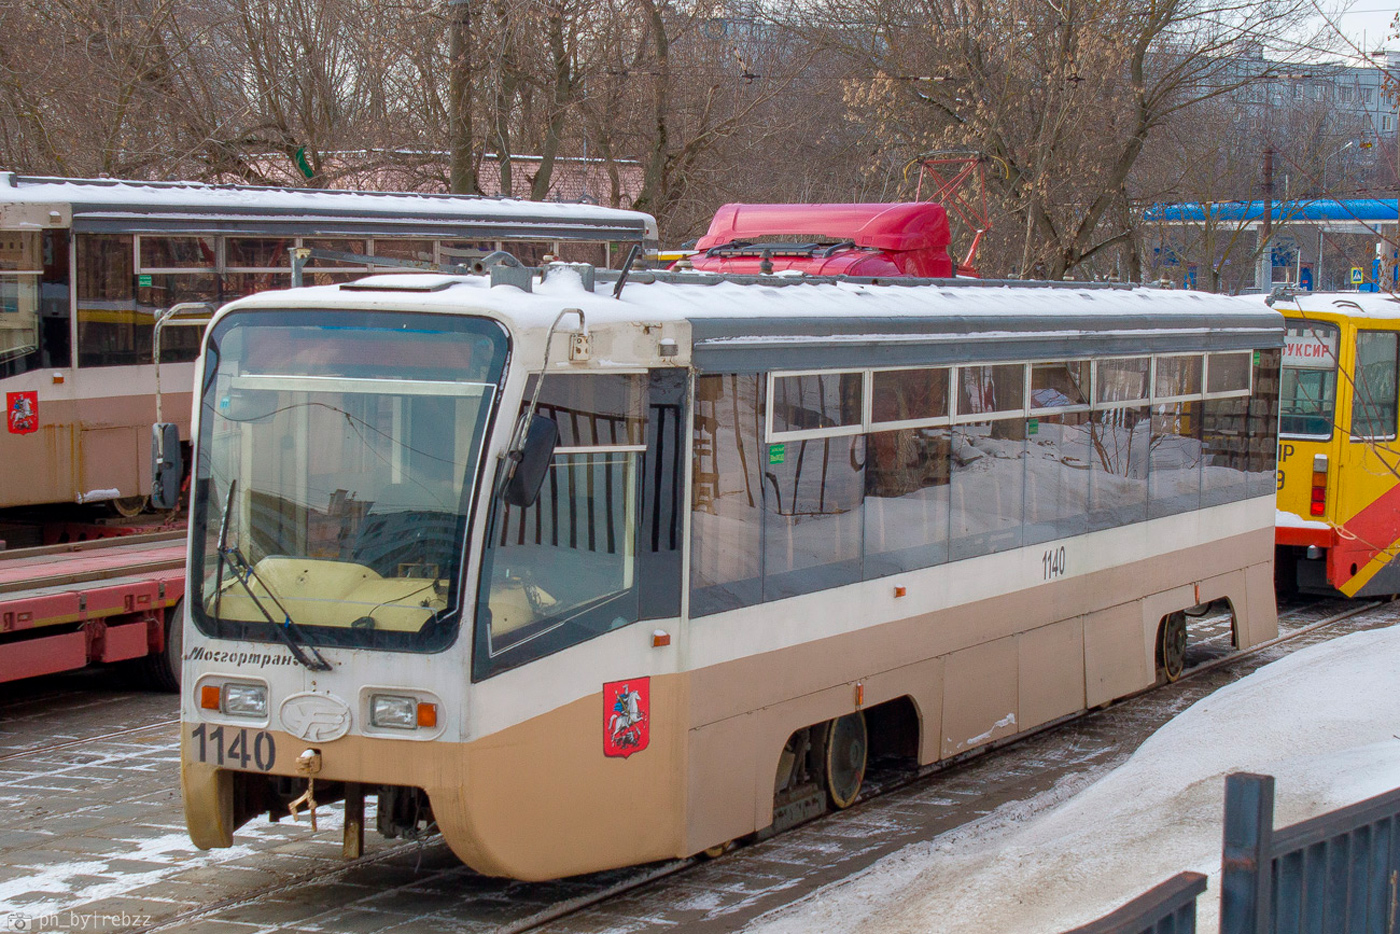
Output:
[
  {"xmin": 554, "ymin": 240, "xmax": 610, "ymax": 268},
  {"xmin": 136, "ymin": 235, "xmax": 217, "ymax": 272},
  {"xmin": 301, "ymin": 238, "xmax": 373, "ymax": 271},
  {"xmin": 1204, "ymin": 351, "xmax": 1253, "ymax": 398},
  {"xmin": 1151, "ymin": 353, "xmax": 1204, "ymax": 404},
  {"xmin": 1279, "ymin": 321, "xmax": 1340, "ymax": 438},
  {"xmin": 1029, "ymin": 360, "xmax": 1092, "ymax": 416},
  {"xmin": 1350, "ymin": 330, "xmax": 1400, "ymax": 441},
  {"xmin": 0, "ymin": 231, "xmax": 43, "ymax": 365},
  {"xmin": 869, "ymin": 366, "xmax": 952, "ymax": 431},
  {"xmin": 767, "ymin": 369, "xmax": 867, "ymax": 442},
  {"xmin": 1094, "ymin": 356, "xmax": 1152, "ymax": 406},
  {"xmin": 225, "ymin": 237, "xmax": 293, "ymax": 272},
  {"xmin": 370, "ymin": 239, "xmax": 437, "ymax": 264},
  {"xmin": 952, "ymin": 363, "xmax": 1029, "ymax": 423}
]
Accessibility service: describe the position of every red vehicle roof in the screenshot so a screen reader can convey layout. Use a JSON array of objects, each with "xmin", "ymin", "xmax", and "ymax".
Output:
[{"xmin": 691, "ymin": 202, "xmax": 954, "ymax": 278}]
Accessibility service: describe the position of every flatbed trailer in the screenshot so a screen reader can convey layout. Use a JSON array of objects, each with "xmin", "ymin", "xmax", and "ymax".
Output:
[{"xmin": 0, "ymin": 531, "xmax": 185, "ymax": 687}]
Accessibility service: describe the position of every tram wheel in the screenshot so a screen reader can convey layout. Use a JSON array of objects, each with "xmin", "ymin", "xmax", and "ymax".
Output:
[
  {"xmin": 110, "ymin": 495, "xmax": 149, "ymax": 518},
  {"xmin": 703, "ymin": 839, "xmax": 737, "ymax": 859},
  {"xmin": 824, "ymin": 711, "xmax": 868, "ymax": 809},
  {"xmin": 1158, "ymin": 610, "xmax": 1187, "ymax": 683}
]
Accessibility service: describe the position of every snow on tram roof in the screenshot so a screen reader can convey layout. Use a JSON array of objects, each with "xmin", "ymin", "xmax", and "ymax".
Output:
[
  {"xmin": 1275, "ymin": 290, "xmax": 1400, "ymax": 320},
  {"xmin": 222, "ymin": 270, "xmax": 1283, "ymax": 371},
  {"xmin": 0, "ymin": 173, "xmax": 656, "ymax": 238},
  {"xmin": 232, "ymin": 268, "xmax": 1278, "ymax": 322}
]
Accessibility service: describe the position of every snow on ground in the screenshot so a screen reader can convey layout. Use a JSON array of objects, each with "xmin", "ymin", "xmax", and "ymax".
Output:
[{"xmin": 747, "ymin": 622, "xmax": 1400, "ymax": 934}]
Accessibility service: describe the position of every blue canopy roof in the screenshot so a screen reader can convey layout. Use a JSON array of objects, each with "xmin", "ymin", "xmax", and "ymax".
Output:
[{"xmin": 1146, "ymin": 198, "xmax": 1399, "ymax": 224}]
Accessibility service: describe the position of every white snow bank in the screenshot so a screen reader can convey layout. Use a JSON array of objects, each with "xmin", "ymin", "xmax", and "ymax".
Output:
[{"xmin": 748, "ymin": 623, "xmax": 1400, "ymax": 934}]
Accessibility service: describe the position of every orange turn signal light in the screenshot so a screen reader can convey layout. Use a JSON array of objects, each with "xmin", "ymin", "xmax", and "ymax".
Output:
[
  {"xmin": 416, "ymin": 702, "xmax": 438, "ymax": 728},
  {"xmin": 199, "ymin": 685, "xmax": 221, "ymax": 710}
]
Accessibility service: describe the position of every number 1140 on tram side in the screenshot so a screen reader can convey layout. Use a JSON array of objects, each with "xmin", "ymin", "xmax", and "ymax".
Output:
[{"xmin": 179, "ymin": 267, "xmax": 1283, "ymax": 880}]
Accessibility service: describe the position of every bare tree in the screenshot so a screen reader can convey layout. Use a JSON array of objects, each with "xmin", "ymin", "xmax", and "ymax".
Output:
[{"xmin": 816, "ymin": 0, "xmax": 1329, "ymax": 279}]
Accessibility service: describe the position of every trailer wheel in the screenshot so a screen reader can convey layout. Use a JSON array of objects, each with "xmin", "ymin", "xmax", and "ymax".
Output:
[
  {"xmin": 138, "ymin": 598, "xmax": 183, "ymax": 692},
  {"xmin": 824, "ymin": 711, "xmax": 867, "ymax": 809},
  {"xmin": 110, "ymin": 495, "xmax": 149, "ymax": 518},
  {"xmin": 1157, "ymin": 610, "xmax": 1187, "ymax": 683}
]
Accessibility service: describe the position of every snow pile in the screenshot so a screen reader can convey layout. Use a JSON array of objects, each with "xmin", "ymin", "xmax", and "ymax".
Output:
[{"xmin": 749, "ymin": 623, "xmax": 1400, "ymax": 934}]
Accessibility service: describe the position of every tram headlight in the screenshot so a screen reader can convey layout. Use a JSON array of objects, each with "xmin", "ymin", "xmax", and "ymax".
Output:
[
  {"xmin": 222, "ymin": 682, "xmax": 268, "ymax": 718},
  {"xmin": 370, "ymin": 694, "xmax": 418, "ymax": 730}
]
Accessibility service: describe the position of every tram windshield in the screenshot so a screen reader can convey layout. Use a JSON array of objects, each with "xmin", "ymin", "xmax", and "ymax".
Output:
[
  {"xmin": 1280, "ymin": 321, "xmax": 1339, "ymax": 438},
  {"xmin": 190, "ymin": 309, "xmax": 509, "ymax": 652}
]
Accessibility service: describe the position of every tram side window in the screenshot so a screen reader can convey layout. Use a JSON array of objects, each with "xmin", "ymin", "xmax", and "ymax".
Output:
[
  {"xmin": 223, "ymin": 237, "xmax": 292, "ymax": 303},
  {"xmin": 1024, "ymin": 412, "xmax": 1091, "ymax": 544},
  {"xmin": 475, "ymin": 373, "xmax": 646, "ymax": 678},
  {"xmin": 0, "ymin": 230, "xmax": 69, "ymax": 379},
  {"xmin": 137, "ymin": 236, "xmax": 219, "ymax": 365},
  {"xmin": 1087, "ymin": 406, "xmax": 1149, "ymax": 531},
  {"xmin": 1200, "ymin": 398, "xmax": 1249, "ymax": 507},
  {"xmin": 303, "ymin": 238, "xmax": 372, "ymax": 286},
  {"xmin": 1246, "ymin": 349, "xmax": 1282, "ymax": 499},
  {"xmin": 554, "ymin": 241, "xmax": 609, "ymax": 268},
  {"xmin": 1279, "ymin": 323, "xmax": 1338, "ymax": 437},
  {"xmin": 950, "ymin": 365, "xmax": 1026, "ymax": 560},
  {"xmin": 1351, "ymin": 331, "xmax": 1399, "ymax": 440},
  {"xmin": 372, "ymin": 239, "xmax": 436, "ymax": 263},
  {"xmin": 690, "ymin": 375, "xmax": 766, "ymax": 616},
  {"xmin": 865, "ymin": 368, "xmax": 953, "ymax": 577},
  {"xmin": 77, "ymin": 233, "xmax": 140, "ymax": 367},
  {"xmin": 764, "ymin": 433, "xmax": 865, "ymax": 600},
  {"xmin": 689, "ymin": 351, "xmax": 1281, "ymax": 619},
  {"xmin": 1147, "ymin": 402, "xmax": 1202, "ymax": 518},
  {"xmin": 1025, "ymin": 362, "xmax": 1090, "ymax": 545}
]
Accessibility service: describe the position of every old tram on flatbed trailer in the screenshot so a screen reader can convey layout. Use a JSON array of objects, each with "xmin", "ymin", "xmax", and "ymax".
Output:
[
  {"xmin": 1274, "ymin": 291, "xmax": 1400, "ymax": 596},
  {"xmin": 180, "ymin": 267, "xmax": 1283, "ymax": 879},
  {"xmin": 0, "ymin": 173, "xmax": 655, "ymax": 518}
]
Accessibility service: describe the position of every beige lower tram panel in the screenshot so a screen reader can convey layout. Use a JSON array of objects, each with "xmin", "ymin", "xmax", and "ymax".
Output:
[{"xmin": 182, "ymin": 529, "xmax": 1275, "ymax": 880}]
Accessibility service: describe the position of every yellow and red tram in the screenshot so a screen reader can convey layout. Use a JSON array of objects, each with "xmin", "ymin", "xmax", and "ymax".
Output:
[{"xmin": 1274, "ymin": 292, "xmax": 1400, "ymax": 597}]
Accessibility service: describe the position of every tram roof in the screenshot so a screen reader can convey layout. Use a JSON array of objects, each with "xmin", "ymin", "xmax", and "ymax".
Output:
[
  {"xmin": 1275, "ymin": 290, "xmax": 1400, "ymax": 320},
  {"xmin": 219, "ymin": 270, "xmax": 1284, "ymax": 371},
  {"xmin": 0, "ymin": 173, "xmax": 657, "ymax": 242}
]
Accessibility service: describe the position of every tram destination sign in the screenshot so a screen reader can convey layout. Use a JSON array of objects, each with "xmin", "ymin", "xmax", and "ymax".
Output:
[{"xmin": 1283, "ymin": 327, "xmax": 1337, "ymax": 369}]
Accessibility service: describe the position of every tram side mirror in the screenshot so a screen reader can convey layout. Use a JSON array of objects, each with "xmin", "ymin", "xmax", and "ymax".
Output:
[
  {"xmin": 502, "ymin": 416, "xmax": 558, "ymax": 508},
  {"xmin": 150, "ymin": 422, "xmax": 182, "ymax": 510}
]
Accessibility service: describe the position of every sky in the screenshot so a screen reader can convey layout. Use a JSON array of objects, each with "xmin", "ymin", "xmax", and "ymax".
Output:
[
  {"xmin": 1319, "ymin": 3, "xmax": 1399, "ymax": 53},
  {"xmin": 746, "ymin": 618, "xmax": 1400, "ymax": 934}
]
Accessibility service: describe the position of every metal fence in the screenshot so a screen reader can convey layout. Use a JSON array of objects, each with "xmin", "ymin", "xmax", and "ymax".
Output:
[
  {"xmin": 1220, "ymin": 772, "xmax": 1399, "ymax": 934},
  {"xmin": 1062, "ymin": 871, "xmax": 1208, "ymax": 934},
  {"xmin": 1058, "ymin": 773, "xmax": 1400, "ymax": 934}
]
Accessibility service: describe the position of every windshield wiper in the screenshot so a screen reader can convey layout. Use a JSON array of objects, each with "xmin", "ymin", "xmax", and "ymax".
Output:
[{"xmin": 212, "ymin": 479, "xmax": 333, "ymax": 672}]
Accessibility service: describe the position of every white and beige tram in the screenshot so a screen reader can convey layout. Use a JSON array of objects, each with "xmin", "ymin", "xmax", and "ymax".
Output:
[
  {"xmin": 180, "ymin": 267, "xmax": 1283, "ymax": 880},
  {"xmin": 0, "ymin": 174, "xmax": 653, "ymax": 514}
]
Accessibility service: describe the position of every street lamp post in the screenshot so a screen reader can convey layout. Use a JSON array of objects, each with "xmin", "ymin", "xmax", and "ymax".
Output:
[{"xmin": 1318, "ymin": 141, "xmax": 1354, "ymax": 290}]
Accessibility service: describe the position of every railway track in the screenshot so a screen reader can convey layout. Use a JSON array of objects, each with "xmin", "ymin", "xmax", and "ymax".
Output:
[
  {"xmin": 108, "ymin": 595, "xmax": 1385, "ymax": 934},
  {"xmin": 0, "ymin": 718, "xmax": 181, "ymax": 763}
]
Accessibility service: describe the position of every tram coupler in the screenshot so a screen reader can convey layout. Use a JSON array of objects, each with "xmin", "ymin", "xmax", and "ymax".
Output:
[{"xmin": 288, "ymin": 748, "xmax": 321, "ymax": 830}]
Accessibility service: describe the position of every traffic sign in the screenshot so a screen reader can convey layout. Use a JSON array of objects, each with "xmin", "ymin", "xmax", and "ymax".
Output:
[{"xmin": 1351, "ymin": 267, "xmax": 1364, "ymax": 285}]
